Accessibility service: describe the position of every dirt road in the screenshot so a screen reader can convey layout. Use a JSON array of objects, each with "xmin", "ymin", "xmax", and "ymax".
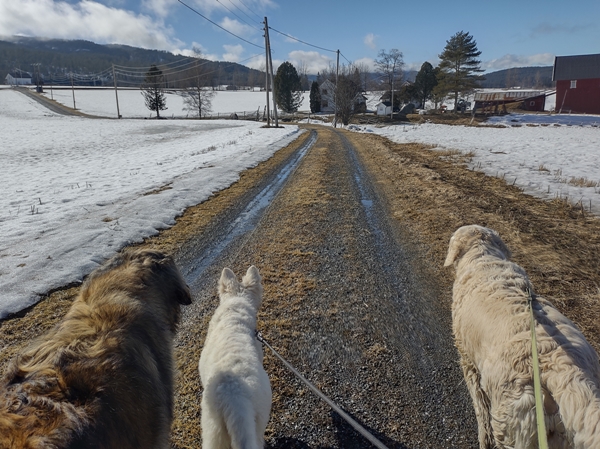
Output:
[{"xmin": 2, "ymin": 124, "xmax": 600, "ymax": 448}]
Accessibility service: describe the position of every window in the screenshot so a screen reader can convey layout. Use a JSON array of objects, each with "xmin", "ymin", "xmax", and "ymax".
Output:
[
  {"xmin": 322, "ymin": 89, "xmax": 328, "ymax": 95},
  {"xmin": 570, "ymin": 80, "xmax": 577, "ymax": 89},
  {"xmin": 322, "ymin": 100, "xmax": 328, "ymax": 108},
  {"xmin": 530, "ymin": 101, "xmax": 536, "ymax": 106}
]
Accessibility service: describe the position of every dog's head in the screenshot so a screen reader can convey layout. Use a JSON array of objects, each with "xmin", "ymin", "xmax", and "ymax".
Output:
[
  {"xmin": 81, "ymin": 248, "xmax": 192, "ymax": 329},
  {"xmin": 218, "ymin": 266, "xmax": 263, "ymax": 307},
  {"xmin": 444, "ymin": 225, "xmax": 511, "ymax": 267}
]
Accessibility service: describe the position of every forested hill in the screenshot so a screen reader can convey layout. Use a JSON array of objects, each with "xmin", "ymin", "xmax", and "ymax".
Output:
[
  {"xmin": 481, "ymin": 66, "xmax": 554, "ymax": 88},
  {"xmin": 0, "ymin": 36, "xmax": 264, "ymax": 88}
]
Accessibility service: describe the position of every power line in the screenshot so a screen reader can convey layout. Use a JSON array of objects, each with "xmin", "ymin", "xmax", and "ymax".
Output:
[
  {"xmin": 237, "ymin": 0, "xmax": 263, "ymax": 21},
  {"xmin": 215, "ymin": 0, "xmax": 263, "ymax": 32},
  {"xmin": 339, "ymin": 51, "xmax": 352, "ymax": 65},
  {"xmin": 177, "ymin": 0, "xmax": 263, "ymax": 49},
  {"xmin": 267, "ymin": 25, "xmax": 336, "ymax": 53},
  {"xmin": 227, "ymin": 0, "xmax": 262, "ymax": 25}
]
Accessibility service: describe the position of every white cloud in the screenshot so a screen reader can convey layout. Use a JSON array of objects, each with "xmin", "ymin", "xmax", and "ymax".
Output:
[
  {"xmin": 141, "ymin": 0, "xmax": 177, "ymax": 18},
  {"xmin": 482, "ymin": 53, "xmax": 555, "ymax": 72},
  {"xmin": 287, "ymin": 50, "xmax": 332, "ymax": 75},
  {"xmin": 219, "ymin": 16, "xmax": 257, "ymax": 39},
  {"xmin": 0, "ymin": 0, "xmax": 183, "ymax": 51},
  {"xmin": 222, "ymin": 43, "xmax": 244, "ymax": 62},
  {"xmin": 176, "ymin": 42, "xmax": 219, "ymax": 60},
  {"xmin": 353, "ymin": 57, "xmax": 376, "ymax": 72},
  {"xmin": 364, "ymin": 33, "xmax": 376, "ymax": 50}
]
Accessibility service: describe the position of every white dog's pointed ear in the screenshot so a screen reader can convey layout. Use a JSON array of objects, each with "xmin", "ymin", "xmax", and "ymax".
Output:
[
  {"xmin": 219, "ymin": 267, "xmax": 239, "ymax": 294},
  {"xmin": 242, "ymin": 265, "xmax": 261, "ymax": 287}
]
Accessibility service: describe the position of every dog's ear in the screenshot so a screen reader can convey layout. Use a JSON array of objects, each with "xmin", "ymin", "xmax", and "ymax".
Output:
[
  {"xmin": 487, "ymin": 230, "xmax": 511, "ymax": 260},
  {"xmin": 242, "ymin": 266, "xmax": 261, "ymax": 288},
  {"xmin": 219, "ymin": 268, "xmax": 239, "ymax": 295},
  {"xmin": 444, "ymin": 234, "xmax": 463, "ymax": 267}
]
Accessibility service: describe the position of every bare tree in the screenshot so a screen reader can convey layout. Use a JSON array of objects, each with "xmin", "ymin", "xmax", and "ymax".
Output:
[
  {"xmin": 375, "ymin": 49, "xmax": 404, "ymax": 117},
  {"xmin": 180, "ymin": 48, "xmax": 215, "ymax": 117}
]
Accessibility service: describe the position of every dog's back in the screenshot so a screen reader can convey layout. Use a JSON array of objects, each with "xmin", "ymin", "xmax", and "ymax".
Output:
[
  {"xmin": 446, "ymin": 225, "xmax": 600, "ymax": 449},
  {"xmin": 0, "ymin": 249, "xmax": 191, "ymax": 449},
  {"xmin": 199, "ymin": 266, "xmax": 271, "ymax": 449}
]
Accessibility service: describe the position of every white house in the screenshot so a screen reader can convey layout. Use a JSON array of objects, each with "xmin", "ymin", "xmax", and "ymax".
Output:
[
  {"xmin": 376, "ymin": 101, "xmax": 392, "ymax": 116},
  {"xmin": 5, "ymin": 69, "xmax": 32, "ymax": 86},
  {"xmin": 318, "ymin": 79, "xmax": 367, "ymax": 113}
]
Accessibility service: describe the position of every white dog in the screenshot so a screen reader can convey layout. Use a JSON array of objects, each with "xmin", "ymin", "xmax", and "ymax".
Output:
[
  {"xmin": 445, "ymin": 225, "xmax": 600, "ymax": 449},
  {"xmin": 199, "ymin": 266, "xmax": 272, "ymax": 449}
]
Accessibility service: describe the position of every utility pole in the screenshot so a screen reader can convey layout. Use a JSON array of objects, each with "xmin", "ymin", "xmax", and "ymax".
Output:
[
  {"xmin": 334, "ymin": 49, "xmax": 339, "ymax": 128},
  {"xmin": 264, "ymin": 17, "xmax": 278, "ymax": 127},
  {"xmin": 112, "ymin": 64, "xmax": 121, "ymax": 119},
  {"xmin": 263, "ymin": 19, "xmax": 271, "ymax": 126},
  {"xmin": 70, "ymin": 72, "xmax": 76, "ymax": 110}
]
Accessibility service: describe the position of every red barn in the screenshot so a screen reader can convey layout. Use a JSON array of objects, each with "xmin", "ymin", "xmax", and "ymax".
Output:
[{"xmin": 553, "ymin": 53, "xmax": 600, "ymax": 114}]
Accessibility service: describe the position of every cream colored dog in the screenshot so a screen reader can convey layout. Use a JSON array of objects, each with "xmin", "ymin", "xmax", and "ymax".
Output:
[
  {"xmin": 445, "ymin": 225, "xmax": 600, "ymax": 449},
  {"xmin": 0, "ymin": 248, "xmax": 192, "ymax": 449},
  {"xmin": 199, "ymin": 266, "xmax": 271, "ymax": 449}
]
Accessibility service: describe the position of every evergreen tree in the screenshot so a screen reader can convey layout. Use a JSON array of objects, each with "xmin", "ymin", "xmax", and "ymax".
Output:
[
  {"xmin": 437, "ymin": 31, "xmax": 484, "ymax": 111},
  {"xmin": 141, "ymin": 64, "xmax": 167, "ymax": 118},
  {"xmin": 309, "ymin": 81, "xmax": 321, "ymax": 113},
  {"xmin": 274, "ymin": 61, "xmax": 303, "ymax": 113},
  {"xmin": 413, "ymin": 62, "xmax": 438, "ymax": 108}
]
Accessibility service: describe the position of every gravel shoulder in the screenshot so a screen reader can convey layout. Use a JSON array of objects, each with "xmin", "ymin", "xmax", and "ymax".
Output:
[{"xmin": 2, "ymin": 124, "xmax": 600, "ymax": 448}]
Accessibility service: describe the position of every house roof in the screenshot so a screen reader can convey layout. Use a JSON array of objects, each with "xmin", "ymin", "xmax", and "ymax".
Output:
[
  {"xmin": 553, "ymin": 53, "xmax": 600, "ymax": 81},
  {"xmin": 7, "ymin": 69, "xmax": 32, "ymax": 79}
]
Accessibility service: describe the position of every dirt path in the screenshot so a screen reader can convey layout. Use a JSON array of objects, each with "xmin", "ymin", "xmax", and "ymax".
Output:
[
  {"xmin": 14, "ymin": 87, "xmax": 102, "ymax": 118},
  {"xmin": 2, "ymin": 124, "xmax": 600, "ymax": 448}
]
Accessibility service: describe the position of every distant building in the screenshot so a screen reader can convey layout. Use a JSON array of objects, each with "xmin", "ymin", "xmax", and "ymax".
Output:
[
  {"xmin": 553, "ymin": 53, "xmax": 600, "ymax": 114},
  {"xmin": 318, "ymin": 79, "xmax": 367, "ymax": 113},
  {"xmin": 474, "ymin": 90, "xmax": 547, "ymax": 113},
  {"xmin": 376, "ymin": 101, "xmax": 392, "ymax": 116},
  {"xmin": 5, "ymin": 69, "xmax": 32, "ymax": 86}
]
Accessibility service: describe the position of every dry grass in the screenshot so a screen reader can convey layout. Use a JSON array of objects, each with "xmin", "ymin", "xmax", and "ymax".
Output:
[
  {"xmin": 569, "ymin": 177, "xmax": 599, "ymax": 188},
  {"xmin": 346, "ymin": 131, "xmax": 600, "ymax": 354}
]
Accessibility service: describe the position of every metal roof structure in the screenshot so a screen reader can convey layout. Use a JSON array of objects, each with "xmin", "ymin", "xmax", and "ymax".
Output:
[
  {"xmin": 474, "ymin": 90, "xmax": 546, "ymax": 102},
  {"xmin": 553, "ymin": 53, "xmax": 600, "ymax": 81}
]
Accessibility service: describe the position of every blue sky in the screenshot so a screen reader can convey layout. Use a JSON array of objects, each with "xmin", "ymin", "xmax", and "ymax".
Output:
[{"xmin": 1, "ymin": 0, "xmax": 598, "ymax": 74}]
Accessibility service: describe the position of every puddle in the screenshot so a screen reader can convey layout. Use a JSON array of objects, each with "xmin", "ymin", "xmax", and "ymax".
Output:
[{"xmin": 183, "ymin": 130, "xmax": 317, "ymax": 286}]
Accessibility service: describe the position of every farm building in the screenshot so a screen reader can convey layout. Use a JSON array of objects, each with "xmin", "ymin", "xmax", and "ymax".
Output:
[
  {"xmin": 553, "ymin": 53, "xmax": 600, "ymax": 114},
  {"xmin": 5, "ymin": 69, "xmax": 32, "ymax": 86},
  {"xmin": 376, "ymin": 101, "xmax": 392, "ymax": 116},
  {"xmin": 474, "ymin": 90, "xmax": 547, "ymax": 113}
]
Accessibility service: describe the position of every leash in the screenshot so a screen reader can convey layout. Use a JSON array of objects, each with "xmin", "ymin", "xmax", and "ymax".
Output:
[
  {"xmin": 527, "ymin": 288, "xmax": 549, "ymax": 449},
  {"xmin": 256, "ymin": 331, "xmax": 390, "ymax": 449}
]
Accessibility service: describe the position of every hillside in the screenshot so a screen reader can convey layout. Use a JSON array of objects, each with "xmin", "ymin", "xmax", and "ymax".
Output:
[
  {"xmin": 481, "ymin": 66, "xmax": 554, "ymax": 88},
  {"xmin": 0, "ymin": 36, "xmax": 265, "ymax": 88}
]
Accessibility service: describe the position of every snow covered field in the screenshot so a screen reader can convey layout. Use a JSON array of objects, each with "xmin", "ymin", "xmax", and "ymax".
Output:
[
  {"xmin": 0, "ymin": 88, "xmax": 301, "ymax": 318},
  {"xmin": 40, "ymin": 87, "xmax": 311, "ymax": 118},
  {"xmin": 2, "ymin": 86, "xmax": 600, "ymax": 318},
  {"xmin": 358, "ymin": 117, "xmax": 600, "ymax": 217}
]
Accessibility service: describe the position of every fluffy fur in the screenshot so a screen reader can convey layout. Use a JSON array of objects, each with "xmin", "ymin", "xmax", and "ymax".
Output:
[
  {"xmin": 0, "ymin": 248, "xmax": 192, "ymax": 449},
  {"xmin": 445, "ymin": 225, "xmax": 600, "ymax": 449},
  {"xmin": 199, "ymin": 266, "xmax": 272, "ymax": 449}
]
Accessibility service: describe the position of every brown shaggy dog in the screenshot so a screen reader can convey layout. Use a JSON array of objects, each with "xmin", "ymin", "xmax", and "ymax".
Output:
[
  {"xmin": 445, "ymin": 225, "xmax": 600, "ymax": 449},
  {"xmin": 0, "ymin": 249, "xmax": 192, "ymax": 449}
]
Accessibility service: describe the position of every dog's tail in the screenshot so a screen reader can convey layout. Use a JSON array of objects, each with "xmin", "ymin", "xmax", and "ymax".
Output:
[
  {"xmin": 205, "ymin": 373, "xmax": 262, "ymax": 449},
  {"xmin": 545, "ymin": 361, "xmax": 600, "ymax": 448}
]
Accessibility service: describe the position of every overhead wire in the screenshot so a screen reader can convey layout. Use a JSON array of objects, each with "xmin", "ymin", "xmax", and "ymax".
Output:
[
  {"xmin": 215, "ymin": 0, "xmax": 263, "ymax": 32},
  {"xmin": 267, "ymin": 26, "xmax": 336, "ymax": 54},
  {"xmin": 177, "ymin": 0, "xmax": 263, "ymax": 49},
  {"xmin": 237, "ymin": 0, "xmax": 264, "ymax": 21},
  {"xmin": 227, "ymin": 0, "xmax": 262, "ymax": 25}
]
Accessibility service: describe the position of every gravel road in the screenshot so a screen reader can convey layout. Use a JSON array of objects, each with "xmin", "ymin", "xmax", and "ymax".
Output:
[{"xmin": 169, "ymin": 125, "xmax": 478, "ymax": 448}]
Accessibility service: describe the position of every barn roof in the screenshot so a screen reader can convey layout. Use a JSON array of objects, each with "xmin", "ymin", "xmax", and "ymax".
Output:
[{"xmin": 553, "ymin": 53, "xmax": 600, "ymax": 81}]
